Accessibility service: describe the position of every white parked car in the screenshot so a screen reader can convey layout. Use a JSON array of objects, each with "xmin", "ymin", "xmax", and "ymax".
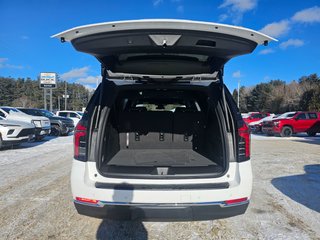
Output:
[
  {"xmin": 0, "ymin": 116, "xmax": 35, "ymax": 148},
  {"xmin": 53, "ymin": 19, "xmax": 275, "ymax": 221},
  {"xmin": 56, "ymin": 110, "xmax": 83, "ymax": 126},
  {"xmin": 0, "ymin": 107, "xmax": 51, "ymax": 141}
]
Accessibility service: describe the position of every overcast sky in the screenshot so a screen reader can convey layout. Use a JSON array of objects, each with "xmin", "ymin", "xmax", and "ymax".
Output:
[{"xmin": 1, "ymin": 0, "xmax": 320, "ymax": 91}]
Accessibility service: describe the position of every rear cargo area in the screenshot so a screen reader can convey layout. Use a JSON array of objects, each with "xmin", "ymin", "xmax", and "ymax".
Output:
[{"xmin": 97, "ymin": 84, "xmax": 228, "ymax": 178}]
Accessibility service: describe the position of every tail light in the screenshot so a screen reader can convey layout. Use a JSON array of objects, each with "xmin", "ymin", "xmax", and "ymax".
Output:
[
  {"xmin": 74, "ymin": 121, "xmax": 87, "ymax": 161},
  {"xmin": 238, "ymin": 121, "xmax": 250, "ymax": 162},
  {"xmin": 225, "ymin": 197, "xmax": 248, "ymax": 205},
  {"xmin": 75, "ymin": 197, "xmax": 99, "ymax": 205}
]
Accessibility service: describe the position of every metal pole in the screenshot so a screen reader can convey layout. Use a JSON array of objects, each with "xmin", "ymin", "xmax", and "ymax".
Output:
[
  {"xmin": 64, "ymin": 81, "xmax": 67, "ymax": 110},
  {"xmin": 49, "ymin": 89, "xmax": 53, "ymax": 112},
  {"xmin": 44, "ymin": 88, "xmax": 47, "ymax": 110},
  {"xmin": 58, "ymin": 96, "xmax": 60, "ymax": 111},
  {"xmin": 237, "ymin": 79, "xmax": 240, "ymax": 109}
]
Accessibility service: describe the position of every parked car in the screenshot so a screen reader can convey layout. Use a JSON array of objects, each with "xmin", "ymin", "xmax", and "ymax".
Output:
[
  {"xmin": 56, "ymin": 110, "xmax": 83, "ymax": 126},
  {"xmin": 248, "ymin": 114, "xmax": 275, "ymax": 133},
  {"xmin": 53, "ymin": 19, "xmax": 275, "ymax": 221},
  {"xmin": 243, "ymin": 112, "xmax": 270, "ymax": 125},
  {"xmin": 262, "ymin": 112, "xmax": 296, "ymax": 135},
  {"xmin": 0, "ymin": 107, "xmax": 50, "ymax": 141},
  {"xmin": 263, "ymin": 111, "xmax": 320, "ymax": 137},
  {"xmin": 0, "ymin": 116, "xmax": 35, "ymax": 149},
  {"xmin": 18, "ymin": 108, "xmax": 74, "ymax": 136}
]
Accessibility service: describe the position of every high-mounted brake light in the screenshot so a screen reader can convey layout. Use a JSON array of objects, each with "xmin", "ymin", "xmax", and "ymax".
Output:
[
  {"xmin": 238, "ymin": 122, "xmax": 250, "ymax": 161},
  {"xmin": 225, "ymin": 197, "xmax": 248, "ymax": 205},
  {"xmin": 74, "ymin": 121, "xmax": 87, "ymax": 161}
]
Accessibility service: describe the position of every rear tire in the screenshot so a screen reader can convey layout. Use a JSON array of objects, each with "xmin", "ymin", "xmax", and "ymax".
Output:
[
  {"xmin": 280, "ymin": 126, "xmax": 293, "ymax": 137},
  {"xmin": 307, "ymin": 132, "xmax": 316, "ymax": 137}
]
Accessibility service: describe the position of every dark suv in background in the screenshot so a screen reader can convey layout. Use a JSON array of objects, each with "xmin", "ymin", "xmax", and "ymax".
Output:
[{"xmin": 18, "ymin": 108, "xmax": 74, "ymax": 136}]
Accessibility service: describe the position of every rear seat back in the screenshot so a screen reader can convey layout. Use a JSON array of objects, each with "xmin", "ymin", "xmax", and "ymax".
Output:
[
  {"xmin": 117, "ymin": 108, "xmax": 206, "ymax": 150},
  {"xmin": 173, "ymin": 108, "xmax": 205, "ymax": 135},
  {"xmin": 118, "ymin": 110, "xmax": 173, "ymax": 134}
]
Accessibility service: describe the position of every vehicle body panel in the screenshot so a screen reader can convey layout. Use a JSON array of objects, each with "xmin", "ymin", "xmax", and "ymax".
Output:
[
  {"xmin": 243, "ymin": 112, "xmax": 270, "ymax": 125},
  {"xmin": 0, "ymin": 107, "xmax": 50, "ymax": 138},
  {"xmin": 71, "ymin": 160, "xmax": 252, "ymax": 220},
  {"xmin": 53, "ymin": 19, "xmax": 275, "ymax": 76},
  {"xmin": 53, "ymin": 19, "xmax": 274, "ymax": 220},
  {"xmin": 248, "ymin": 115, "xmax": 274, "ymax": 133},
  {"xmin": 18, "ymin": 108, "xmax": 74, "ymax": 135},
  {"xmin": 272, "ymin": 112, "xmax": 320, "ymax": 135},
  {"xmin": 0, "ymin": 118, "xmax": 35, "ymax": 147},
  {"xmin": 56, "ymin": 111, "xmax": 82, "ymax": 126}
]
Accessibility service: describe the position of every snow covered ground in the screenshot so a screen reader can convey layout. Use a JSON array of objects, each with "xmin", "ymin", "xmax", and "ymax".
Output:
[{"xmin": 0, "ymin": 134, "xmax": 319, "ymax": 239}]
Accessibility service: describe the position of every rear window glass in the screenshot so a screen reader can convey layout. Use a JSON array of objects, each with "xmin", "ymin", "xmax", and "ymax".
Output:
[
  {"xmin": 251, "ymin": 114, "xmax": 262, "ymax": 119},
  {"xmin": 308, "ymin": 113, "xmax": 318, "ymax": 119},
  {"xmin": 22, "ymin": 109, "xmax": 43, "ymax": 116},
  {"xmin": 135, "ymin": 103, "xmax": 189, "ymax": 112},
  {"xmin": 70, "ymin": 113, "xmax": 78, "ymax": 118},
  {"xmin": 59, "ymin": 112, "xmax": 68, "ymax": 117}
]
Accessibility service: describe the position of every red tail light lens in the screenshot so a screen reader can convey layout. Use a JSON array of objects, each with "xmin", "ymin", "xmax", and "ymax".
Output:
[
  {"xmin": 225, "ymin": 197, "xmax": 248, "ymax": 205},
  {"xmin": 75, "ymin": 197, "xmax": 99, "ymax": 204},
  {"xmin": 74, "ymin": 122, "xmax": 87, "ymax": 161},
  {"xmin": 238, "ymin": 122, "xmax": 250, "ymax": 161}
]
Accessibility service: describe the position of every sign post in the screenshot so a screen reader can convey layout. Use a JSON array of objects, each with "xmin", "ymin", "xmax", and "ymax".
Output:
[{"xmin": 39, "ymin": 72, "xmax": 57, "ymax": 112}]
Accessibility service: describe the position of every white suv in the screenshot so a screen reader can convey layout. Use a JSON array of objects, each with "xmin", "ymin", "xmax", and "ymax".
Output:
[
  {"xmin": 56, "ymin": 110, "xmax": 83, "ymax": 126},
  {"xmin": 0, "ymin": 116, "xmax": 35, "ymax": 148},
  {"xmin": 0, "ymin": 107, "xmax": 51, "ymax": 141},
  {"xmin": 53, "ymin": 19, "xmax": 274, "ymax": 221}
]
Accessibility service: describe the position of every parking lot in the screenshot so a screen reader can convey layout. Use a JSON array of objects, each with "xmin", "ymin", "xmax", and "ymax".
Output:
[{"xmin": 0, "ymin": 134, "xmax": 319, "ymax": 240}]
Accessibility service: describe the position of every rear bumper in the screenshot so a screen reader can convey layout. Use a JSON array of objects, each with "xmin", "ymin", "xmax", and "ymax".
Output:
[
  {"xmin": 74, "ymin": 201, "xmax": 249, "ymax": 221},
  {"xmin": 71, "ymin": 160, "xmax": 252, "ymax": 221}
]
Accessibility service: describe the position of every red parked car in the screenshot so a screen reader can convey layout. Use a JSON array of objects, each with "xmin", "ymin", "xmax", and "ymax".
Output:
[
  {"xmin": 243, "ymin": 112, "xmax": 270, "ymax": 125},
  {"xmin": 264, "ymin": 111, "xmax": 320, "ymax": 137}
]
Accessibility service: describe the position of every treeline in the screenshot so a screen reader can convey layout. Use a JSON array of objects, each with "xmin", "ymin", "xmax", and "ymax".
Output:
[
  {"xmin": 0, "ymin": 77, "xmax": 91, "ymax": 111},
  {"xmin": 232, "ymin": 73, "xmax": 320, "ymax": 113}
]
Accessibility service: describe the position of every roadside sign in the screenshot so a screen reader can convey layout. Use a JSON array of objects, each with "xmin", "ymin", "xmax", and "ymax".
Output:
[
  {"xmin": 62, "ymin": 94, "xmax": 70, "ymax": 98},
  {"xmin": 40, "ymin": 72, "xmax": 57, "ymax": 88}
]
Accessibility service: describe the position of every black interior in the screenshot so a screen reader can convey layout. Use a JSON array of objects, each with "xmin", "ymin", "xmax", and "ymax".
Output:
[{"xmin": 98, "ymin": 86, "xmax": 227, "ymax": 178}]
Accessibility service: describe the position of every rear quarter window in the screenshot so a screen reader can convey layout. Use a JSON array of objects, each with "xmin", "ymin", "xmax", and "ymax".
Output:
[{"xmin": 308, "ymin": 113, "xmax": 318, "ymax": 119}]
